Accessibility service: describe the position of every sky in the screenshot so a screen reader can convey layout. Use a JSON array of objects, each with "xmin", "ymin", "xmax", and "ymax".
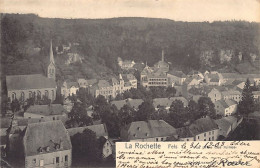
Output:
[{"xmin": 1, "ymin": 0, "xmax": 260, "ymax": 22}]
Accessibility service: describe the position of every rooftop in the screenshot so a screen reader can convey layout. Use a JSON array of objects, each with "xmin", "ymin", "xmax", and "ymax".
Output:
[
  {"xmin": 6, "ymin": 74, "xmax": 56, "ymax": 91},
  {"xmin": 25, "ymin": 104, "xmax": 68, "ymax": 116},
  {"xmin": 67, "ymin": 124, "xmax": 108, "ymax": 138}
]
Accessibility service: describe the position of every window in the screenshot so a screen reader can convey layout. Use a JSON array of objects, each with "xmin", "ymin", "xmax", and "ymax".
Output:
[
  {"xmin": 212, "ymin": 136, "xmax": 214, "ymax": 140},
  {"xmin": 45, "ymin": 90, "xmax": 49, "ymax": 98},
  {"xmin": 65, "ymin": 155, "xmax": 68, "ymax": 162},
  {"xmin": 21, "ymin": 92, "xmax": 25, "ymax": 101},
  {"xmin": 204, "ymin": 139, "xmax": 206, "ymax": 141},
  {"xmin": 209, "ymin": 138, "xmax": 211, "ymax": 141},
  {"xmin": 212, "ymin": 131, "xmax": 214, "ymax": 134},
  {"xmin": 161, "ymin": 138, "xmax": 163, "ymax": 141},
  {"xmin": 204, "ymin": 133, "xmax": 206, "ymax": 137},
  {"xmin": 40, "ymin": 160, "xmax": 44, "ymax": 167},
  {"xmin": 33, "ymin": 159, "xmax": 36, "ymax": 164},
  {"xmin": 56, "ymin": 157, "xmax": 59, "ymax": 163},
  {"xmin": 37, "ymin": 90, "xmax": 41, "ymax": 98},
  {"xmin": 53, "ymin": 117, "xmax": 55, "ymax": 120},
  {"xmin": 156, "ymin": 138, "xmax": 158, "ymax": 142},
  {"xmin": 187, "ymin": 139, "xmax": 189, "ymax": 141},
  {"xmin": 29, "ymin": 91, "xmax": 33, "ymax": 98},
  {"xmin": 209, "ymin": 132, "xmax": 211, "ymax": 135},
  {"xmin": 197, "ymin": 136, "xmax": 199, "ymax": 139},
  {"xmin": 12, "ymin": 92, "xmax": 16, "ymax": 101}
]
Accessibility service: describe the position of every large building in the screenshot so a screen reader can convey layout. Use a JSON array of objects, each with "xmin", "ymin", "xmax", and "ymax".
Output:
[
  {"xmin": 6, "ymin": 41, "xmax": 57, "ymax": 102},
  {"xmin": 6, "ymin": 120, "xmax": 72, "ymax": 168}
]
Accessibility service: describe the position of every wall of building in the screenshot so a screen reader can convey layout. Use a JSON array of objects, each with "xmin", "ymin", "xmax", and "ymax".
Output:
[
  {"xmin": 8, "ymin": 88, "xmax": 56, "ymax": 102},
  {"xmin": 129, "ymin": 136, "xmax": 168, "ymax": 142},
  {"xmin": 194, "ymin": 129, "xmax": 219, "ymax": 141},
  {"xmin": 208, "ymin": 90, "xmax": 222, "ymax": 103},
  {"xmin": 25, "ymin": 149, "xmax": 71, "ymax": 168},
  {"xmin": 102, "ymin": 141, "xmax": 113, "ymax": 158}
]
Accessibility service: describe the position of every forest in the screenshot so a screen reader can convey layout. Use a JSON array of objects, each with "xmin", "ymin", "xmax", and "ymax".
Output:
[{"xmin": 1, "ymin": 13, "xmax": 260, "ymax": 81}]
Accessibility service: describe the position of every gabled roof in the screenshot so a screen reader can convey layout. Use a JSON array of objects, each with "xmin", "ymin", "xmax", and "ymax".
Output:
[
  {"xmin": 168, "ymin": 70, "xmax": 187, "ymax": 78},
  {"xmin": 176, "ymin": 126, "xmax": 193, "ymax": 138},
  {"xmin": 23, "ymin": 120, "xmax": 72, "ymax": 156},
  {"xmin": 221, "ymin": 90, "xmax": 241, "ymax": 96},
  {"xmin": 121, "ymin": 120, "xmax": 176, "ymax": 141},
  {"xmin": 25, "ymin": 104, "xmax": 68, "ymax": 116},
  {"xmin": 127, "ymin": 99, "xmax": 144, "ymax": 109},
  {"xmin": 6, "ymin": 74, "xmax": 56, "ymax": 91},
  {"xmin": 153, "ymin": 97, "xmax": 188, "ymax": 108},
  {"xmin": 189, "ymin": 117, "xmax": 218, "ymax": 136},
  {"xmin": 1, "ymin": 118, "xmax": 45, "ymax": 129},
  {"xmin": 67, "ymin": 124, "xmax": 108, "ymax": 138}
]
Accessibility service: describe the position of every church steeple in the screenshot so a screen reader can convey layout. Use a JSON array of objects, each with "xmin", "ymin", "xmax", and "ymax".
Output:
[
  {"xmin": 47, "ymin": 40, "xmax": 56, "ymax": 80},
  {"xmin": 50, "ymin": 40, "xmax": 55, "ymax": 64}
]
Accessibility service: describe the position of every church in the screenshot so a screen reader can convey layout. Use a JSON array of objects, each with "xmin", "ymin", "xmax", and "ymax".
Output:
[{"xmin": 6, "ymin": 41, "xmax": 57, "ymax": 102}]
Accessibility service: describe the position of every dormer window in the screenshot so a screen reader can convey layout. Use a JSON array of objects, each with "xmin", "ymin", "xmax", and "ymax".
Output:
[
  {"xmin": 46, "ymin": 146, "xmax": 50, "ymax": 152},
  {"xmin": 55, "ymin": 144, "xmax": 60, "ymax": 150},
  {"xmin": 38, "ymin": 147, "xmax": 43, "ymax": 153},
  {"xmin": 133, "ymin": 134, "xmax": 136, "ymax": 137},
  {"xmin": 137, "ymin": 127, "xmax": 140, "ymax": 131},
  {"xmin": 146, "ymin": 133, "xmax": 149, "ymax": 137}
]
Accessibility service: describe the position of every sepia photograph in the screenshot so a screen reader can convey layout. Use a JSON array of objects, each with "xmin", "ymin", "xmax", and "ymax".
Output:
[{"xmin": 0, "ymin": 0, "xmax": 260, "ymax": 167}]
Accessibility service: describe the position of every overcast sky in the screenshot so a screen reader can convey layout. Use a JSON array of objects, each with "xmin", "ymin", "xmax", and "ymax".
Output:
[{"xmin": 1, "ymin": 0, "xmax": 260, "ymax": 22}]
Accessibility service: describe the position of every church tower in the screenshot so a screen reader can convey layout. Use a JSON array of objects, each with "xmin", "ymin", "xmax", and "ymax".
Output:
[{"xmin": 47, "ymin": 40, "xmax": 56, "ymax": 80}]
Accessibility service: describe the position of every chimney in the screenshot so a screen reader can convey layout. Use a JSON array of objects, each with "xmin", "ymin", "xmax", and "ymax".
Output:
[{"xmin": 162, "ymin": 50, "xmax": 164, "ymax": 62}]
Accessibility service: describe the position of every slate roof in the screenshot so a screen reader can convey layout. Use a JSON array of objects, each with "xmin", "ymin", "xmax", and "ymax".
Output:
[
  {"xmin": 25, "ymin": 104, "xmax": 68, "ymax": 116},
  {"xmin": 189, "ymin": 117, "xmax": 218, "ymax": 136},
  {"xmin": 221, "ymin": 90, "xmax": 241, "ymax": 96},
  {"xmin": 176, "ymin": 127, "xmax": 193, "ymax": 138},
  {"xmin": 111, "ymin": 99, "xmax": 144, "ymax": 110},
  {"xmin": 67, "ymin": 124, "xmax": 108, "ymax": 138},
  {"xmin": 153, "ymin": 97, "xmax": 188, "ymax": 108},
  {"xmin": 6, "ymin": 74, "xmax": 56, "ymax": 91},
  {"xmin": 214, "ymin": 118, "xmax": 232, "ymax": 136},
  {"xmin": 121, "ymin": 120, "xmax": 176, "ymax": 141},
  {"xmin": 23, "ymin": 120, "xmax": 72, "ymax": 156},
  {"xmin": 168, "ymin": 70, "xmax": 187, "ymax": 78},
  {"xmin": 0, "ymin": 118, "xmax": 45, "ymax": 129}
]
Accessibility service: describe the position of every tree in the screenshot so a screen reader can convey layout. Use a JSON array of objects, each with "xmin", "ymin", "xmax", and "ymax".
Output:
[
  {"xmin": 134, "ymin": 101, "xmax": 155, "ymax": 121},
  {"xmin": 166, "ymin": 86, "xmax": 176, "ymax": 97},
  {"xmin": 187, "ymin": 100, "xmax": 199, "ymax": 121},
  {"xmin": 71, "ymin": 129, "xmax": 101, "ymax": 161},
  {"xmin": 238, "ymin": 78, "xmax": 255, "ymax": 117},
  {"xmin": 66, "ymin": 102, "xmax": 93, "ymax": 128},
  {"xmin": 118, "ymin": 104, "xmax": 134, "ymax": 126},
  {"xmin": 198, "ymin": 97, "xmax": 216, "ymax": 119},
  {"xmin": 168, "ymin": 100, "xmax": 188, "ymax": 128},
  {"xmin": 10, "ymin": 99, "xmax": 20, "ymax": 113}
]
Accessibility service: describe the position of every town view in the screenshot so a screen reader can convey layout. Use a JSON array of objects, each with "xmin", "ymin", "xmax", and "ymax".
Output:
[{"xmin": 0, "ymin": 1, "xmax": 260, "ymax": 167}]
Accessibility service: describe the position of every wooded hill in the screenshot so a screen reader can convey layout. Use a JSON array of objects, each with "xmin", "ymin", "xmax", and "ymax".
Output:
[{"xmin": 1, "ymin": 13, "xmax": 260, "ymax": 80}]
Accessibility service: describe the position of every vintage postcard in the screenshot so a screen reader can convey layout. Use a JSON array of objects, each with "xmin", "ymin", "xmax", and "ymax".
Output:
[{"xmin": 0, "ymin": 0, "xmax": 260, "ymax": 167}]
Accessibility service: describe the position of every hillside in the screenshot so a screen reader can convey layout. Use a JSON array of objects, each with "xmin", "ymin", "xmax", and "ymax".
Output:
[{"xmin": 1, "ymin": 14, "xmax": 260, "ymax": 80}]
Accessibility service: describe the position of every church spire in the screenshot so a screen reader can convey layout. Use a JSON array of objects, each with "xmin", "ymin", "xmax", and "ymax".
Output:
[
  {"xmin": 50, "ymin": 40, "xmax": 55, "ymax": 64},
  {"xmin": 47, "ymin": 40, "xmax": 56, "ymax": 80}
]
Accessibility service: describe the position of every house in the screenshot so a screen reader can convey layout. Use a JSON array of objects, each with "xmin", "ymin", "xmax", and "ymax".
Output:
[
  {"xmin": 109, "ymin": 75, "xmax": 124, "ymax": 97},
  {"xmin": 77, "ymin": 78, "xmax": 88, "ymax": 88},
  {"xmin": 221, "ymin": 90, "xmax": 242, "ymax": 103},
  {"xmin": 89, "ymin": 80, "xmax": 113, "ymax": 99},
  {"xmin": 187, "ymin": 117, "xmax": 219, "ymax": 141},
  {"xmin": 167, "ymin": 70, "xmax": 187, "ymax": 86},
  {"xmin": 187, "ymin": 70, "xmax": 204, "ymax": 79},
  {"xmin": 208, "ymin": 88, "xmax": 222, "ymax": 103},
  {"xmin": 153, "ymin": 50, "xmax": 169, "ymax": 73},
  {"xmin": 118, "ymin": 57, "xmax": 136, "ymax": 70},
  {"xmin": 6, "ymin": 120, "xmax": 72, "ymax": 167},
  {"xmin": 204, "ymin": 73, "xmax": 222, "ymax": 86},
  {"xmin": 61, "ymin": 81, "xmax": 79, "ymax": 98},
  {"xmin": 120, "ymin": 120, "xmax": 177, "ymax": 142},
  {"xmin": 183, "ymin": 77, "xmax": 201, "ymax": 90},
  {"xmin": 23, "ymin": 121, "xmax": 72, "ymax": 168},
  {"xmin": 177, "ymin": 117, "xmax": 219, "ymax": 141},
  {"xmin": 215, "ymin": 116, "xmax": 242, "ymax": 138},
  {"xmin": 214, "ymin": 99, "xmax": 237, "ymax": 116},
  {"xmin": 24, "ymin": 104, "xmax": 68, "ymax": 122},
  {"xmin": 141, "ymin": 67, "xmax": 168, "ymax": 88},
  {"xmin": 153, "ymin": 97, "xmax": 188, "ymax": 111},
  {"xmin": 253, "ymin": 91, "xmax": 260, "ymax": 102},
  {"xmin": 110, "ymin": 98, "xmax": 144, "ymax": 111},
  {"xmin": 67, "ymin": 124, "xmax": 108, "ymax": 139},
  {"xmin": 122, "ymin": 74, "xmax": 137, "ymax": 90}
]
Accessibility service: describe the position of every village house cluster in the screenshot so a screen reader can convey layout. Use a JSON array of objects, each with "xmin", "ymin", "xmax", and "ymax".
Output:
[{"xmin": 1, "ymin": 40, "xmax": 260, "ymax": 168}]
